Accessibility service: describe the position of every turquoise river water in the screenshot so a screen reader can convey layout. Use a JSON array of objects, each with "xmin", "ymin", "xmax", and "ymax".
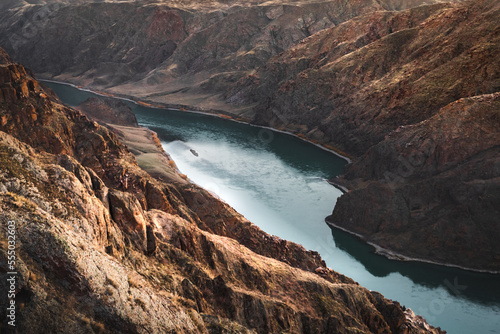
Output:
[{"xmin": 44, "ymin": 81, "xmax": 500, "ymax": 334}]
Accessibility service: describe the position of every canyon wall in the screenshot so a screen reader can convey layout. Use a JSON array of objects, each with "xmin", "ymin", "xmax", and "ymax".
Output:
[{"xmin": 226, "ymin": 0, "xmax": 500, "ymax": 271}]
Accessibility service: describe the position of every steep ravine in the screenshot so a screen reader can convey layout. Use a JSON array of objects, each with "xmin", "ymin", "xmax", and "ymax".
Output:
[{"xmin": 0, "ymin": 49, "xmax": 443, "ymax": 332}]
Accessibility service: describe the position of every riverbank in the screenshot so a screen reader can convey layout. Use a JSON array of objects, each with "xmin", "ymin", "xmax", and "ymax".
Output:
[
  {"xmin": 107, "ymin": 124, "xmax": 188, "ymax": 184},
  {"xmin": 39, "ymin": 78, "xmax": 353, "ymax": 163},
  {"xmin": 325, "ymin": 219, "xmax": 500, "ymax": 275}
]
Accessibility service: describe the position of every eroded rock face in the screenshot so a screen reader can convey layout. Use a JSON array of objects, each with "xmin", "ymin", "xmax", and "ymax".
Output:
[
  {"xmin": 0, "ymin": 49, "xmax": 443, "ymax": 332},
  {"xmin": 328, "ymin": 93, "xmax": 500, "ymax": 271}
]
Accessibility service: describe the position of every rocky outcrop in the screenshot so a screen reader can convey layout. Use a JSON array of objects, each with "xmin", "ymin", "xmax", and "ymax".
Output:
[
  {"xmin": 0, "ymin": 49, "xmax": 443, "ymax": 332},
  {"xmin": 77, "ymin": 97, "xmax": 138, "ymax": 127},
  {"xmin": 328, "ymin": 93, "xmax": 500, "ymax": 271}
]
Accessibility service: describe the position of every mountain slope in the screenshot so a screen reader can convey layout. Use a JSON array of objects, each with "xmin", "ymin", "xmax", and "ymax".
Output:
[
  {"xmin": 229, "ymin": 0, "xmax": 499, "ymax": 155},
  {"xmin": 1, "ymin": 0, "xmax": 498, "ymax": 277},
  {"xmin": 0, "ymin": 0, "xmax": 454, "ymax": 116},
  {"xmin": 225, "ymin": 0, "xmax": 500, "ymax": 271},
  {"xmin": 328, "ymin": 92, "xmax": 500, "ymax": 271}
]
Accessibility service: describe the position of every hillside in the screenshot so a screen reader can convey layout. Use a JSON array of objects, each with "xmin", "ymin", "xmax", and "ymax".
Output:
[
  {"xmin": 226, "ymin": 0, "xmax": 500, "ymax": 271},
  {"xmin": 230, "ymin": 0, "xmax": 499, "ymax": 154},
  {"xmin": 0, "ymin": 0, "xmax": 453, "ymax": 116},
  {"xmin": 328, "ymin": 92, "xmax": 500, "ymax": 271},
  {"xmin": 0, "ymin": 0, "xmax": 498, "ymax": 276}
]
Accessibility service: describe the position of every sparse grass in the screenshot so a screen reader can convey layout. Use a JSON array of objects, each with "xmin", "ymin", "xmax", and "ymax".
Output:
[
  {"xmin": 172, "ymin": 295, "xmax": 197, "ymax": 309},
  {"xmin": 128, "ymin": 274, "xmax": 140, "ymax": 288},
  {"xmin": 151, "ymin": 132, "xmax": 163, "ymax": 149},
  {"xmin": 2, "ymin": 192, "xmax": 37, "ymax": 211},
  {"xmin": 106, "ymin": 277, "xmax": 119, "ymax": 289},
  {"xmin": 134, "ymin": 298, "xmax": 146, "ymax": 310}
]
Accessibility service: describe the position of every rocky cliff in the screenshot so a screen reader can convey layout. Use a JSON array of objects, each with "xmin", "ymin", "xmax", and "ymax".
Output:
[
  {"xmin": 0, "ymin": 49, "xmax": 443, "ymax": 332},
  {"xmin": 328, "ymin": 92, "xmax": 500, "ymax": 271}
]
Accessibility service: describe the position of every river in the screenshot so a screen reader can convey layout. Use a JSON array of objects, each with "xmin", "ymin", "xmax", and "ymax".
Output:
[{"xmin": 44, "ymin": 80, "xmax": 500, "ymax": 334}]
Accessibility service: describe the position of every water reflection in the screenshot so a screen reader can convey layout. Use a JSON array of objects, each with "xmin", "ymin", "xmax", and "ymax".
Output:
[{"xmin": 330, "ymin": 226, "xmax": 500, "ymax": 306}]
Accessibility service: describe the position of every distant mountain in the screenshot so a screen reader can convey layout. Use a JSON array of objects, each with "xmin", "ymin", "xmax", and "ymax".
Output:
[
  {"xmin": 231, "ymin": 0, "xmax": 499, "ymax": 153},
  {"xmin": 0, "ymin": 0, "xmax": 454, "ymax": 115}
]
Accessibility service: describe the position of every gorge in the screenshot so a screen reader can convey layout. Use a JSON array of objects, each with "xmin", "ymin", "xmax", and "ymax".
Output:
[
  {"xmin": 1, "ymin": 0, "xmax": 498, "ymax": 272},
  {"xmin": 0, "ymin": 46, "xmax": 448, "ymax": 333},
  {"xmin": 0, "ymin": 0, "xmax": 499, "ymax": 332}
]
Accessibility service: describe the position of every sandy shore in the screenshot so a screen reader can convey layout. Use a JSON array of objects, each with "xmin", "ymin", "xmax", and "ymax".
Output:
[{"xmin": 107, "ymin": 124, "xmax": 188, "ymax": 184}]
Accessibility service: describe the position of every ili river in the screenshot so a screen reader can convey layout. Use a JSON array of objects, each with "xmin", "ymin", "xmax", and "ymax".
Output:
[{"xmin": 44, "ymin": 81, "xmax": 500, "ymax": 334}]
